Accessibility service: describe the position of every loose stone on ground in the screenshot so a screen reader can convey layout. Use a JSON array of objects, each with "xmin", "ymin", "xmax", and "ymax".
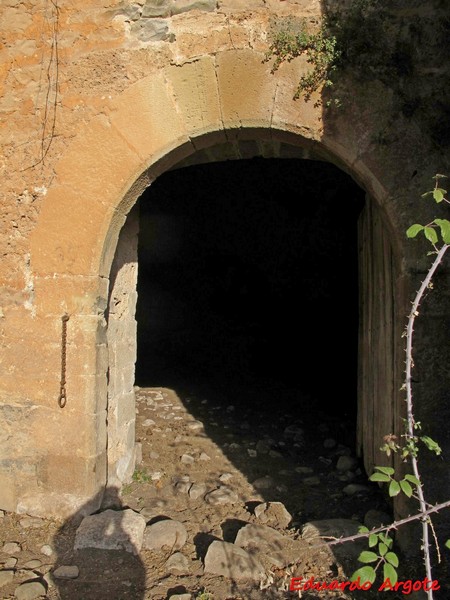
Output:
[
  {"xmin": 143, "ymin": 519, "xmax": 188, "ymax": 551},
  {"xmin": 204, "ymin": 540, "xmax": 265, "ymax": 581},
  {"xmin": 14, "ymin": 580, "xmax": 46, "ymax": 600},
  {"xmin": 74, "ymin": 509, "xmax": 146, "ymax": 554}
]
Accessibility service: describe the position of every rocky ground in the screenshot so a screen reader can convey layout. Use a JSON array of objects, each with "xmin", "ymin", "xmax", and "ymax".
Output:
[{"xmin": 0, "ymin": 378, "xmax": 448, "ymax": 599}]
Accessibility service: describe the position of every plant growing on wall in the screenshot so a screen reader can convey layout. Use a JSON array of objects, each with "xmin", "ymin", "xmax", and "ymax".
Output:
[
  {"xmin": 264, "ymin": 17, "xmax": 340, "ymax": 103},
  {"xmin": 265, "ymin": 0, "xmax": 450, "ymax": 147},
  {"xmin": 265, "ymin": 0, "xmax": 392, "ymax": 105}
]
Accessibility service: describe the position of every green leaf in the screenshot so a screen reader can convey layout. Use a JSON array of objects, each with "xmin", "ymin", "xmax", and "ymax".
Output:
[
  {"xmin": 374, "ymin": 466, "xmax": 395, "ymax": 475},
  {"xmin": 421, "ymin": 191, "xmax": 434, "ymax": 198},
  {"xmin": 434, "ymin": 219, "xmax": 450, "ymax": 244},
  {"xmin": 383, "ymin": 562, "xmax": 398, "ymax": 585},
  {"xmin": 358, "ymin": 550, "xmax": 379, "ymax": 564},
  {"xmin": 404, "ymin": 474, "xmax": 420, "ymax": 486},
  {"xmin": 369, "ymin": 533, "xmax": 378, "ymax": 548},
  {"xmin": 358, "ymin": 526, "xmax": 370, "ymax": 534},
  {"xmin": 378, "ymin": 542, "xmax": 388, "ymax": 556},
  {"xmin": 385, "ymin": 552, "xmax": 399, "ymax": 567},
  {"xmin": 433, "ymin": 174, "xmax": 448, "ymax": 179},
  {"xmin": 399, "ymin": 479, "xmax": 413, "ymax": 497},
  {"xmin": 378, "ymin": 533, "xmax": 393, "ymax": 548},
  {"xmin": 351, "ymin": 566, "xmax": 377, "ymax": 584},
  {"xmin": 389, "ymin": 480, "xmax": 401, "ymax": 497},
  {"xmin": 421, "ymin": 435, "xmax": 442, "ymax": 456},
  {"xmin": 445, "ymin": 539, "xmax": 450, "ymax": 550},
  {"xmin": 424, "ymin": 226, "xmax": 438, "ymax": 244},
  {"xmin": 369, "ymin": 472, "xmax": 391, "ymax": 482},
  {"xmin": 407, "ymin": 224, "xmax": 424, "ymax": 238},
  {"xmin": 433, "ymin": 188, "xmax": 446, "ymax": 202}
]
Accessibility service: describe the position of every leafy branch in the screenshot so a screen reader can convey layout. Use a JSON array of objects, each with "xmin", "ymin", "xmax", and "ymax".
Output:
[{"xmin": 347, "ymin": 176, "xmax": 450, "ymax": 597}]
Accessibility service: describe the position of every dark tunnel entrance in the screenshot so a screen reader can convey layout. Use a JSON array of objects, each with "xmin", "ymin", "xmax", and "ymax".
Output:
[{"xmin": 135, "ymin": 157, "xmax": 365, "ymax": 429}]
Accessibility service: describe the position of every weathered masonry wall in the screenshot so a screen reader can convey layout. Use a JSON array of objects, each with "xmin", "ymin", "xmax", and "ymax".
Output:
[{"xmin": 1, "ymin": 0, "xmax": 450, "ymax": 546}]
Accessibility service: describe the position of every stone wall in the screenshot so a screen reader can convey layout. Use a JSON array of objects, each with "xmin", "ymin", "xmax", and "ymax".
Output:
[{"xmin": 1, "ymin": 0, "xmax": 449, "ymax": 545}]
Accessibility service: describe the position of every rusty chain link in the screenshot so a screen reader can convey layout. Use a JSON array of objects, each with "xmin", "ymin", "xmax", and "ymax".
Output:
[{"xmin": 58, "ymin": 313, "xmax": 69, "ymax": 408}]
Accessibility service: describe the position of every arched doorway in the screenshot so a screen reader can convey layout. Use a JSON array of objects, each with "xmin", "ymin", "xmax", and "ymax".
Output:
[
  {"xmin": 105, "ymin": 147, "xmax": 400, "ymax": 502},
  {"xmin": 27, "ymin": 52, "xmax": 404, "ymax": 518}
]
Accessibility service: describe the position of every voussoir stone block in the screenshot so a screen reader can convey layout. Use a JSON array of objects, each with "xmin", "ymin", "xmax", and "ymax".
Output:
[
  {"xmin": 216, "ymin": 49, "xmax": 277, "ymax": 129},
  {"xmin": 165, "ymin": 57, "xmax": 222, "ymax": 140},
  {"xmin": 109, "ymin": 74, "xmax": 191, "ymax": 164}
]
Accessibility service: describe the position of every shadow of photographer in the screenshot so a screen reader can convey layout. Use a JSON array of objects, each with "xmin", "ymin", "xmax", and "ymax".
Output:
[{"xmin": 49, "ymin": 486, "xmax": 146, "ymax": 600}]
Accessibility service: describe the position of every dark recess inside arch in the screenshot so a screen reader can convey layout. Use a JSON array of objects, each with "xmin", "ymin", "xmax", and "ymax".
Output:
[{"xmin": 135, "ymin": 157, "xmax": 365, "ymax": 421}]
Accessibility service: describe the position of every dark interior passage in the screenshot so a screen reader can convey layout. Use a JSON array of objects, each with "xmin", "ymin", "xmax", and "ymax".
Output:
[{"xmin": 135, "ymin": 158, "xmax": 365, "ymax": 420}]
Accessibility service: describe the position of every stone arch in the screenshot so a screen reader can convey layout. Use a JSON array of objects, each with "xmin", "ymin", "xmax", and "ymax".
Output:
[{"xmin": 28, "ymin": 48, "xmax": 403, "ymax": 517}]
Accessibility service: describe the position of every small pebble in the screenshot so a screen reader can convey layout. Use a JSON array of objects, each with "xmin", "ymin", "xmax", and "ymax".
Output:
[
  {"xmin": 295, "ymin": 466, "xmax": 313, "ymax": 475},
  {"xmin": 53, "ymin": 565, "xmax": 80, "ymax": 579},
  {"xmin": 336, "ymin": 455, "xmax": 358, "ymax": 471},
  {"xmin": 343, "ymin": 483, "xmax": 371, "ymax": 496},
  {"xmin": 22, "ymin": 560, "xmax": 42, "ymax": 569},
  {"xmin": 255, "ymin": 440, "xmax": 270, "ymax": 454},
  {"xmin": 187, "ymin": 420, "xmax": 204, "ymax": 432},
  {"xmin": 165, "ymin": 552, "xmax": 190, "ymax": 574},
  {"xmin": 269, "ymin": 450, "xmax": 283, "ymax": 458},
  {"xmin": 180, "ymin": 454, "xmax": 195, "ymax": 465},
  {"xmin": 14, "ymin": 580, "xmax": 46, "ymax": 599},
  {"xmin": 303, "ymin": 476, "xmax": 321, "ymax": 486},
  {"xmin": 0, "ymin": 570, "xmax": 14, "ymax": 587},
  {"xmin": 40, "ymin": 545, "xmax": 53, "ymax": 557},
  {"xmin": 252, "ymin": 475, "xmax": 274, "ymax": 490},
  {"xmin": 5, "ymin": 557, "xmax": 18, "ymax": 568},
  {"xmin": 189, "ymin": 482, "xmax": 207, "ymax": 500},
  {"xmin": 175, "ymin": 481, "xmax": 191, "ymax": 494},
  {"xmin": 3, "ymin": 542, "xmax": 21, "ymax": 554},
  {"xmin": 19, "ymin": 517, "xmax": 44, "ymax": 529},
  {"xmin": 205, "ymin": 487, "xmax": 239, "ymax": 505}
]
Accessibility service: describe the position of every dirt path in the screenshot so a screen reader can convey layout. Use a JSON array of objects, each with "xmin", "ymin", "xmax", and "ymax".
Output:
[{"xmin": 1, "ymin": 380, "xmax": 446, "ymax": 599}]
